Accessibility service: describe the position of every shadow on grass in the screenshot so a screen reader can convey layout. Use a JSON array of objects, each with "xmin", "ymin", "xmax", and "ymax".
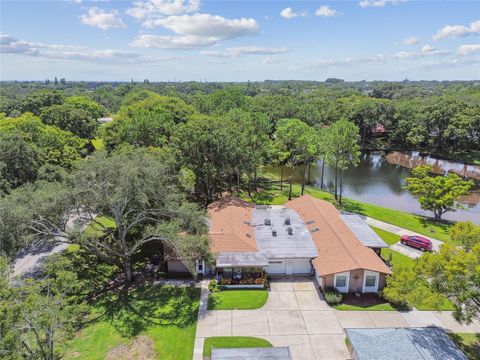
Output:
[
  {"xmin": 418, "ymin": 216, "xmax": 452, "ymax": 235},
  {"xmin": 448, "ymin": 333, "xmax": 480, "ymax": 360},
  {"xmin": 94, "ymin": 283, "xmax": 200, "ymax": 338}
]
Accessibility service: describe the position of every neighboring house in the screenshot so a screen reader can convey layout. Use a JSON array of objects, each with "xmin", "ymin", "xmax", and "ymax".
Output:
[
  {"xmin": 345, "ymin": 327, "xmax": 468, "ymax": 360},
  {"xmin": 166, "ymin": 195, "xmax": 391, "ymax": 294}
]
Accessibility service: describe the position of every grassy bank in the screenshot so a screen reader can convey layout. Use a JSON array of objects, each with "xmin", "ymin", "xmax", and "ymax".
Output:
[
  {"xmin": 241, "ymin": 181, "xmax": 452, "ymax": 242},
  {"xmin": 448, "ymin": 333, "xmax": 480, "ymax": 360}
]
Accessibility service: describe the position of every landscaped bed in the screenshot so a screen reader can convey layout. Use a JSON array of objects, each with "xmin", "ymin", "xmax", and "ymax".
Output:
[
  {"xmin": 203, "ymin": 336, "xmax": 272, "ymax": 358},
  {"xmin": 66, "ymin": 284, "xmax": 200, "ymax": 360},
  {"xmin": 448, "ymin": 333, "xmax": 480, "ymax": 360},
  {"xmin": 333, "ymin": 293, "xmax": 406, "ymax": 311},
  {"xmin": 208, "ymin": 289, "xmax": 268, "ymax": 310}
]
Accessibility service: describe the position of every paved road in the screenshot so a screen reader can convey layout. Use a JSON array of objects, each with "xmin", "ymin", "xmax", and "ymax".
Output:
[
  {"xmin": 193, "ymin": 277, "xmax": 479, "ymax": 360},
  {"xmin": 362, "ymin": 216, "xmax": 444, "ymax": 259},
  {"xmin": 12, "ymin": 213, "xmax": 95, "ymax": 278}
]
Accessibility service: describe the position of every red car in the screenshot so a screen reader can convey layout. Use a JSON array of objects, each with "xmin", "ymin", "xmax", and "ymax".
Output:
[{"xmin": 400, "ymin": 235, "xmax": 433, "ymax": 252}]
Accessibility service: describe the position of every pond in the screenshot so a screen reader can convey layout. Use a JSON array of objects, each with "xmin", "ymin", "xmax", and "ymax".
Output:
[{"xmin": 266, "ymin": 151, "xmax": 480, "ymax": 224}]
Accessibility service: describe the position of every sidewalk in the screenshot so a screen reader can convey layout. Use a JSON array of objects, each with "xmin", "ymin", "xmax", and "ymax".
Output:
[{"xmin": 193, "ymin": 279, "xmax": 210, "ymax": 360}]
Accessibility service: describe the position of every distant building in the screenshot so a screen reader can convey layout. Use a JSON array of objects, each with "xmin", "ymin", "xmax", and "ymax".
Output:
[{"xmin": 97, "ymin": 117, "xmax": 113, "ymax": 124}]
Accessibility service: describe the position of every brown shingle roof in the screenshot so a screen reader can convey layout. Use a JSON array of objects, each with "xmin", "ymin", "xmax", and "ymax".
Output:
[
  {"xmin": 286, "ymin": 195, "xmax": 391, "ymax": 276},
  {"xmin": 208, "ymin": 197, "xmax": 257, "ymax": 253}
]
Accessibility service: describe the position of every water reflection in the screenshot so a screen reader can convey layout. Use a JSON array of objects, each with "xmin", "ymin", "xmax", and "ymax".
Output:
[{"xmin": 266, "ymin": 152, "xmax": 480, "ymax": 224}]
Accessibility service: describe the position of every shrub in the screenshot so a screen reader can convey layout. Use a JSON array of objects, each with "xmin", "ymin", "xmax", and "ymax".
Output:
[
  {"xmin": 324, "ymin": 287, "xmax": 343, "ymax": 305},
  {"xmin": 208, "ymin": 280, "xmax": 217, "ymax": 292}
]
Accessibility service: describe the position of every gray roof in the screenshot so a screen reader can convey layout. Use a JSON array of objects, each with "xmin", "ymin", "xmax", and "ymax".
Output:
[
  {"xmin": 346, "ymin": 327, "xmax": 468, "ymax": 360},
  {"xmin": 216, "ymin": 252, "xmax": 269, "ymax": 267},
  {"xmin": 341, "ymin": 214, "xmax": 389, "ymax": 248},
  {"xmin": 212, "ymin": 347, "xmax": 291, "ymax": 360},
  {"xmin": 252, "ymin": 206, "xmax": 318, "ymax": 259}
]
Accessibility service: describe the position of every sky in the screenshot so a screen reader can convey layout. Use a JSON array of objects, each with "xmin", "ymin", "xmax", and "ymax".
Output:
[{"xmin": 1, "ymin": 0, "xmax": 479, "ymax": 81}]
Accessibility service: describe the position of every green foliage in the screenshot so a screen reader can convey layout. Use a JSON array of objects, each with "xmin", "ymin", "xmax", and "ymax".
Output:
[
  {"xmin": 102, "ymin": 95, "xmax": 194, "ymax": 149},
  {"xmin": 19, "ymin": 89, "xmax": 66, "ymax": 115},
  {"xmin": 40, "ymin": 104, "xmax": 97, "ymax": 139},
  {"xmin": 448, "ymin": 333, "xmax": 480, "ymax": 360},
  {"xmin": 449, "ymin": 221, "xmax": 480, "ymax": 250},
  {"xmin": 208, "ymin": 279, "xmax": 218, "ymax": 292},
  {"xmin": 0, "ymin": 255, "xmax": 88, "ymax": 360},
  {"xmin": 324, "ymin": 287, "xmax": 343, "ymax": 305},
  {"xmin": 0, "ymin": 113, "xmax": 86, "ymax": 170},
  {"xmin": 203, "ymin": 337, "xmax": 272, "ymax": 357},
  {"xmin": 0, "ymin": 132, "xmax": 40, "ymax": 192},
  {"xmin": 405, "ymin": 165, "xmax": 473, "ymax": 220}
]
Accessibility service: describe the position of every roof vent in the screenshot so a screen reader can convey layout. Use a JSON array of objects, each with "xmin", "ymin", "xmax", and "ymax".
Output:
[
  {"xmin": 306, "ymin": 220, "xmax": 315, "ymax": 225},
  {"xmin": 285, "ymin": 217, "xmax": 291, "ymax": 225},
  {"xmin": 264, "ymin": 218, "xmax": 271, "ymax": 226},
  {"xmin": 311, "ymin": 228, "xmax": 319, "ymax": 233},
  {"xmin": 272, "ymin": 230, "xmax": 277, "ymax": 237},
  {"xmin": 287, "ymin": 227, "xmax": 293, "ymax": 235},
  {"xmin": 243, "ymin": 221, "xmax": 251, "ymax": 226}
]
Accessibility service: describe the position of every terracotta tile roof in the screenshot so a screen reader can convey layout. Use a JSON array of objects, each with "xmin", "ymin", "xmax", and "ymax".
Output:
[
  {"xmin": 286, "ymin": 195, "xmax": 391, "ymax": 276},
  {"xmin": 208, "ymin": 197, "xmax": 257, "ymax": 253}
]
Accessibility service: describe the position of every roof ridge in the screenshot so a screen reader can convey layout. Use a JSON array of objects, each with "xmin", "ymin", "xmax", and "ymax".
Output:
[{"xmin": 307, "ymin": 196, "xmax": 364, "ymax": 269}]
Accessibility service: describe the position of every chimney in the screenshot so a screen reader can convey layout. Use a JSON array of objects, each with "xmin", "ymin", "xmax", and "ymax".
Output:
[
  {"xmin": 285, "ymin": 217, "xmax": 291, "ymax": 225},
  {"xmin": 287, "ymin": 227, "xmax": 293, "ymax": 235},
  {"xmin": 272, "ymin": 230, "xmax": 277, "ymax": 237}
]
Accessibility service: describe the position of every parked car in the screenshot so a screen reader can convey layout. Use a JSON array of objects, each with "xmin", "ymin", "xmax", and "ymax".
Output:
[{"xmin": 400, "ymin": 235, "xmax": 433, "ymax": 252}]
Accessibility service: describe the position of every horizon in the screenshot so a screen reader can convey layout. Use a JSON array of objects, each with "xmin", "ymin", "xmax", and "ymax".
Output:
[{"xmin": 1, "ymin": 0, "xmax": 479, "ymax": 81}]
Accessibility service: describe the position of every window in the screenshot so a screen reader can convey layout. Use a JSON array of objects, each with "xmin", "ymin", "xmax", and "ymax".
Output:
[
  {"xmin": 365, "ymin": 275, "xmax": 376, "ymax": 287},
  {"xmin": 198, "ymin": 263, "xmax": 203, "ymax": 271},
  {"xmin": 335, "ymin": 275, "xmax": 347, "ymax": 288}
]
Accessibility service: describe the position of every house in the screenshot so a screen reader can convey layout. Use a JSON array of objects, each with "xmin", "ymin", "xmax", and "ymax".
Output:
[
  {"xmin": 345, "ymin": 327, "xmax": 467, "ymax": 360},
  {"xmin": 167, "ymin": 195, "xmax": 391, "ymax": 293}
]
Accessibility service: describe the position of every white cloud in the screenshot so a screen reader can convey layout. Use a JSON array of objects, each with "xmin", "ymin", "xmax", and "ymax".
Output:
[
  {"xmin": 394, "ymin": 51, "xmax": 417, "ymax": 59},
  {"xmin": 398, "ymin": 36, "xmax": 419, "ymax": 46},
  {"xmin": 0, "ymin": 34, "xmax": 168, "ymax": 64},
  {"xmin": 126, "ymin": 0, "xmax": 200, "ymax": 20},
  {"xmin": 262, "ymin": 56, "xmax": 282, "ymax": 64},
  {"xmin": 280, "ymin": 7, "xmax": 307, "ymax": 19},
  {"xmin": 458, "ymin": 44, "xmax": 480, "ymax": 55},
  {"xmin": 359, "ymin": 0, "xmax": 405, "ymax": 8},
  {"xmin": 130, "ymin": 13, "xmax": 259, "ymax": 49},
  {"xmin": 433, "ymin": 20, "xmax": 480, "ymax": 40},
  {"xmin": 80, "ymin": 7, "xmax": 126, "ymax": 30},
  {"xmin": 421, "ymin": 44, "xmax": 435, "ymax": 53},
  {"xmin": 315, "ymin": 5, "xmax": 339, "ymax": 17},
  {"xmin": 200, "ymin": 46, "xmax": 288, "ymax": 58}
]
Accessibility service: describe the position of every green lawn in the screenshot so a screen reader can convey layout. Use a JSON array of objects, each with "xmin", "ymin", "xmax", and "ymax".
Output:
[
  {"xmin": 208, "ymin": 289, "xmax": 268, "ymax": 310},
  {"xmin": 66, "ymin": 285, "xmax": 200, "ymax": 360},
  {"xmin": 371, "ymin": 227, "xmax": 401, "ymax": 245},
  {"xmin": 203, "ymin": 337, "xmax": 272, "ymax": 358},
  {"xmin": 448, "ymin": 333, "xmax": 480, "ymax": 360},
  {"xmin": 381, "ymin": 248, "xmax": 416, "ymax": 269},
  {"xmin": 242, "ymin": 180, "xmax": 452, "ymax": 242}
]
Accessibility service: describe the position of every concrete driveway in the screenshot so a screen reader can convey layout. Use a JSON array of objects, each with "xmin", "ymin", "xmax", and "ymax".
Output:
[
  {"xmin": 195, "ymin": 277, "xmax": 349, "ymax": 360},
  {"xmin": 193, "ymin": 277, "xmax": 480, "ymax": 360}
]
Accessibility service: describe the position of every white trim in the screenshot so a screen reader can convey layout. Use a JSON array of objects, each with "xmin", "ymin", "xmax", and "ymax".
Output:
[
  {"xmin": 195, "ymin": 259, "xmax": 205, "ymax": 275},
  {"xmin": 362, "ymin": 270, "xmax": 379, "ymax": 293},
  {"xmin": 334, "ymin": 271, "xmax": 350, "ymax": 293}
]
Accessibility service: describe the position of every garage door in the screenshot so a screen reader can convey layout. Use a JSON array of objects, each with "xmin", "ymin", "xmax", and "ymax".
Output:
[
  {"xmin": 287, "ymin": 259, "xmax": 312, "ymax": 274},
  {"xmin": 267, "ymin": 260, "xmax": 286, "ymax": 274}
]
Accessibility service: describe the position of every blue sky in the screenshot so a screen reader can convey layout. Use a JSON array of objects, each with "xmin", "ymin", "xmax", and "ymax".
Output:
[{"xmin": 1, "ymin": 0, "xmax": 479, "ymax": 81}]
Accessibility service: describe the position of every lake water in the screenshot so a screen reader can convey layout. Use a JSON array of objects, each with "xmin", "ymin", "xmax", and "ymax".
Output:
[{"xmin": 266, "ymin": 152, "xmax": 480, "ymax": 224}]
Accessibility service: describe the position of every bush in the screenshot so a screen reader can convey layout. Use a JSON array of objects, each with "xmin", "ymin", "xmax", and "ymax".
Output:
[
  {"xmin": 208, "ymin": 280, "xmax": 217, "ymax": 292},
  {"xmin": 324, "ymin": 287, "xmax": 343, "ymax": 305}
]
